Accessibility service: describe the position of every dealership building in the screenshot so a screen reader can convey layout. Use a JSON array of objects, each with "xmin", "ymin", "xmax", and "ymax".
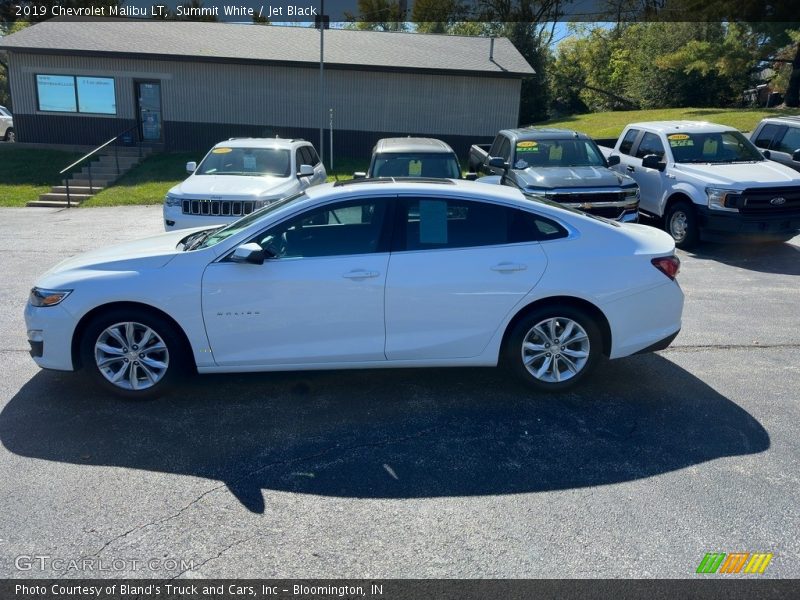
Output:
[{"xmin": 0, "ymin": 19, "xmax": 533, "ymax": 158}]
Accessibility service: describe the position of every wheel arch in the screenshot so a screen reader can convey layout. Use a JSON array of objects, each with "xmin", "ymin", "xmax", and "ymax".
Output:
[
  {"xmin": 664, "ymin": 191, "xmax": 696, "ymax": 215},
  {"xmin": 71, "ymin": 301, "xmax": 196, "ymax": 371},
  {"xmin": 501, "ymin": 296, "xmax": 612, "ymax": 358}
]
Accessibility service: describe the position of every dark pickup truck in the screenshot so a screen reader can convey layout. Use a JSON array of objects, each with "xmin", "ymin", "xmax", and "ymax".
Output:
[{"xmin": 469, "ymin": 128, "xmax": 640, "ymax": 222}]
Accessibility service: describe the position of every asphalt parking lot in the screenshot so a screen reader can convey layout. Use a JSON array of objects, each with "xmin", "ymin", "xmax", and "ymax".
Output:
[{"xmin": 0, "ymin": 206, "xmax": 798, "ymax": 579}]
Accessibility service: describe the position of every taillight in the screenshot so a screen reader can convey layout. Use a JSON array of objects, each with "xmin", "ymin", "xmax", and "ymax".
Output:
[{"xmin": 651, "ymin": 255, "xmax": 680, "ymax": 280}]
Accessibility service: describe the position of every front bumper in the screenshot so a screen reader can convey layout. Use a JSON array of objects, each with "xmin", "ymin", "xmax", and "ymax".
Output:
[
  {"xmin": 24, "ymin": 302, "xmax": 77, "ymax": 371},
  {"xmin": 163, "ymin": 205, "xmax": 242, "ymax": 231},
  {"xmin": 696, "ymin": 206, "xmax": 800, "ymax": 241}
]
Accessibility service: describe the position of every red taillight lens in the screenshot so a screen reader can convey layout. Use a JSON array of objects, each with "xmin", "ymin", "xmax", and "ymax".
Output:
[{"xmin": 651, "ymin": 255, "xmax": 680, "ymax": 280}]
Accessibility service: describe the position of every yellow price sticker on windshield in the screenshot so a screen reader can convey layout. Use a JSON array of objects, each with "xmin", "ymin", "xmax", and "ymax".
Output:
[
  {"xmin": 408, "ymin": 160, "xmax": 422, "ymax": 176},
  {"xmin": 667, "ymin": 134, "xmax": 690, "ymax": 140},
  {"xmin": 212, "ymin": 147, "xmax": 233, "ymax": 154},
  {"xmin": 517, "ymin": 141, "xmax": 538, "ymax": 148}
]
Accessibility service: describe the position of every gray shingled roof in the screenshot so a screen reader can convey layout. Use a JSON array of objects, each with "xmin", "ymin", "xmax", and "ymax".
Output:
[{"xmin": 0, "ymin": 19, "xmax": 534, "ymax": 76}]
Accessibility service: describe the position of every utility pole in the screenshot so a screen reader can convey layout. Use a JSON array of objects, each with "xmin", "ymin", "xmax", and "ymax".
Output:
[{"xmin": 315, "ymin": 1, "xmax": 329, "ymax": 165}]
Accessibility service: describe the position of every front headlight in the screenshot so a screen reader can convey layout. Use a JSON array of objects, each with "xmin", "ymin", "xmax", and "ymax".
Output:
[
  {"xmin": 624, "ymin": 187, "xmax": 640, "ymax": 201},
  {"xmin": 164, "ymin": 193, "xmax": 182, "ymax": 207},
  {"xmin": 29, "ymin": 287, "xmax": 72, "ymax": 307},
  {"xmin": 706, "ymin": 188, "xmax": 740, "ymax": 212}
]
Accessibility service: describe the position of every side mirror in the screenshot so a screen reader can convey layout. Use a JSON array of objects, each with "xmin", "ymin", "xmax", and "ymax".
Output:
[
  {"xmin": 464, "ymin": 172, "xmax": 478, "ymax": 181},
  {"xmin": 762, "ymin": 150, "xmax": 771, "ymax": 159},
  {"xmin": 353, "ymin": 171, "xmax": 367, "ymax": 180},
  {"xmin": 607, "ymin": 155, "xmax": 620, "ymax": 166},
  {"xmin": 642, "ymin": 154, "xmax": 666, "ymax": 172},
  {"xmin": 298, "ymin": 164, "xmax": 314, "ymax": 177},
  {"xmin": 186, "ymin": 161, "xmax": 197, "ymax": 174},
  {"xmin": 230, "ymin": 242, "xmax": 265, "ymax": 265},
  {"xmin": 487, "ymin": 156, "xmax": 510, "ymax": 171},
  {"xmin": 792, "ymin": 149, "xmax": 800, "ymax": 162}
]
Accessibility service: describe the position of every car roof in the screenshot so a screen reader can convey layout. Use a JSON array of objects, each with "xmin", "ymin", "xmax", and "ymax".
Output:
[
  {"xmin": 759, "ymin": 115, "xmax": 800, "ymax": 125},
  {"xmin": 627, "ymin": 120, "xmax": 738, "ymax": 134},
  {"xmin": 211, "ymin": 138, "xmax": 308, "ymax": 149},
  {"xmin": 302, "ymin": 178, "xmax": 578, "ymax": 216},
  {"xmin": 502, "ymin": 127, "xmax": 591, "ymax": 141},
  {"xmin": 374, "ymin": 137, "xmax": 455, "ymax": 154}
]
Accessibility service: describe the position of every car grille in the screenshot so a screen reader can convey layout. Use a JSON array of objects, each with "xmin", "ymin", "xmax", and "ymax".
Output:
[
  {"xmin": 550, "ymin": 191, "xmax": 627, "ymax": 203},
  {"xmin": 737, "ymin": 187, "xmax": 800, "ymax": 215},
  {"xmin": 182, "ymin": 199, "xmax": 257, "ymax": 216}
]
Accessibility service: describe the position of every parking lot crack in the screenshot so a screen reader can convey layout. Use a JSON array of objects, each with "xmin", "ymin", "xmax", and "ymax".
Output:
[
  {"xmin": 84, "ymin": 426, "xmax": 440, "ymax": 559},
  {"xmin": 664, "ymin": 343, "xmax": 800, "ymax": 352},
  {"xmin": 168, "ymin": 535, "xmax": 256, "ymax": 580}
]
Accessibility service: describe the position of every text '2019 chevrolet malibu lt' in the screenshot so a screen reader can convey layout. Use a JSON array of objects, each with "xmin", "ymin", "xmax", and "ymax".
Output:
[{"xmin": 25, "ymin": 179, "xmax": 683, "ymax": 399}]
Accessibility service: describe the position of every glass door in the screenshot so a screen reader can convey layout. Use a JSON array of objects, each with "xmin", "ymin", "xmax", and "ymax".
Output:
[{"xmin": 136, "ymin": 81, "xmax": 162, "ymax": 141}]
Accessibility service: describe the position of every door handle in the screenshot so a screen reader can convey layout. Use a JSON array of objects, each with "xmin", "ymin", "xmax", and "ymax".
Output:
[
  {"xmin": 342, "ymin": 270, "xmax": 380, "ymax": 279},
  {"xmin": 626, "ymin": 165, "xmax": 635, "ymax": 172},
  {"xmin": 491, "ymin": 263, "xmax": 527, "ymax": 273}
]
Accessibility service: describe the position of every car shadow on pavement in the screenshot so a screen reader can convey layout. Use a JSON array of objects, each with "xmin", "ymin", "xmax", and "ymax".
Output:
[
  {"xmin": 1, "ymin": 354, "xmax": 769, "ymax": 513},
  {"xmin": 684, "ymin": 240, "xmax": 800, "ymax": 276}
]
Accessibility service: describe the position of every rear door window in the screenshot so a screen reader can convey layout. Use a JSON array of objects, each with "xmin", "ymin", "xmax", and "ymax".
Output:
[
  {"xmin": 619, "ymin": 129, "xmax": 640, "ymax": 155},
  {"xmin": 753, "ymin": 123, "xmax": 782, "ymax": 149},
  {"xmin": 395, "ymin": 198, "xmax": 566, "ymax": 251}
]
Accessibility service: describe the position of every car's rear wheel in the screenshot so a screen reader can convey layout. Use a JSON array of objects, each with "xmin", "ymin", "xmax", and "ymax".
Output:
[
  {"xmin": 80, "ymin": 309, "xmax": 187, "ymax": 400},
  {"xmin": 665, "ymin": 200, "xmax": 699, "ymax": 249},
  {"xmin": 4, "ymin": 128, "xmax": 15, "ymax": 143},
  {"xmin": 505, "ymin": 306, "xmax": 602, "ymax": 392}
]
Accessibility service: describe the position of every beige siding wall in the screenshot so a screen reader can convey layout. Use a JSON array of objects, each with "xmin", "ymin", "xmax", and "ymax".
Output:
[{"xmin": 9, "ymin": 52, "xmax": 521, "ymax": 136}]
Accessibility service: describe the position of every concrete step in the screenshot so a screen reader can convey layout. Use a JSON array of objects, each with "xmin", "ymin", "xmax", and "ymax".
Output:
[
  {"xmin": 27, "ymin": 199, "xmax": 84, "ymax": 208},
  {"xmin": 52, "ymin": 186, "xmax": 104, "ymax": 194},
  {"xmin": 66, "ymin": 178, "xmax": 113, "ymax": 187},
  {"xmin": 94, "ymin": 158, "xmax": 139, "ymax": 168},
  {"xmin": 78, "ymin": 167, "xmax": 123, "ymax": 177},
  {"xmin": 38, "ymin": 192, "xmax": 94, "ymax": 203}
]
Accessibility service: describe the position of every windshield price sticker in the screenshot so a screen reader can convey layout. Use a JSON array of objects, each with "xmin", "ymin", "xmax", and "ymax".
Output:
[
  {"xmin": 667, "ymin": 134, "xmax": 693, "ymax": 147},
  {"xmin": 517, "ymin": 141, "xmax": 539, "ymax": 153},
  {"xmin": 408, "ymin": 160, "xmax": 422, "ymax": 176},
  {"xmin": 212, "ymin": 147, "xmax": 232, "ymax": 154}
]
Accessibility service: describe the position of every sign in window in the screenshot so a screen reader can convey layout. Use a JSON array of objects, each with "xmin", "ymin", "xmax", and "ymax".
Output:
[{"xmin": 36, "ymin": 74, "xmax": 116, "ymax": 115}]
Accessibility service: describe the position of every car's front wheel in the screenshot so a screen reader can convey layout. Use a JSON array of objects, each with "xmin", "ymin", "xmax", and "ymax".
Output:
[
  {"xmin": 80, "ymin": 309, "xmax": 187, "ymax": 399},
  {"xmin": 665, "ymin": 200, "xmax": 699, "ymax": 249},
  {"xmin": 505, "ymin": 306, "xmax": 602, "ymax": 392},
  {"xmin": 4, "ymin": 128, "xmax": 15, "ymax": 143}
]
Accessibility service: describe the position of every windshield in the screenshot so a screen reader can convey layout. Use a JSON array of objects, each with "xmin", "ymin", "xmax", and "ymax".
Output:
[
  {"xmin": 371, "ymin": 153, "xmax": 461, "ymax": 178},
  {"xmin": 197, "ymin": 147, "xmax": 291, "ymax": 177},
  {"xmin": 513, "ymin": 139, "xmax": 606, "ymax": 169},
  {"xmin": 195, "ymin": 192, "xmax": 307, "ymax": 249},
  {"xmin": 668, "ymin": 131, "xmax": 764, "ymax": 163}
]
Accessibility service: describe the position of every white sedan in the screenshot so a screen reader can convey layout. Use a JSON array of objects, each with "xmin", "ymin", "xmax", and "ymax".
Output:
[{"xmin": 25, "ymin": 180, "xmax": 684, "ymax": 399}]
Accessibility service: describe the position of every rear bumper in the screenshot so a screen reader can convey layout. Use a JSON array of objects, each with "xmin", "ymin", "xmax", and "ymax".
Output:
[
  {"xmin": 633, "ymin": 329, "xmax": 680, "ymax": 355},
  {"xmin": 696, "ymin": 206, "xmax": 800, "ymax": 241}
]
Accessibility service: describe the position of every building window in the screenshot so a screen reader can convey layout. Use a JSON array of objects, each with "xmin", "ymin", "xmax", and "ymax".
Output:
[{"xmin": 36, "ymin": 74, "xmax": 116, "ymax": 115}]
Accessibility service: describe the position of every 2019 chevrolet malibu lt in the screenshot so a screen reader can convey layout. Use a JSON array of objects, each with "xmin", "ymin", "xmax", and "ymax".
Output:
[{"xmin": 26, "ymin": 179, "xmax": 683, "ymax": 399}]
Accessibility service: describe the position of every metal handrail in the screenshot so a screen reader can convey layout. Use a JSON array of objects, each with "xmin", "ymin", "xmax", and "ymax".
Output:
[{"xmin": 60, "ymin": 125, "xmax": 140, "ymax": 207}]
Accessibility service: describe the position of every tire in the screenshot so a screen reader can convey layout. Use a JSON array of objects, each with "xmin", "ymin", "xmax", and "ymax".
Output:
[
  {"xmin": 80, "ymin": 308, "xmax": 188, "ymax": 400},
  {"xmin": 4, "ymin": 128, "xmax": 15, "ymax": 143},
  {"xmin": 505, "ymin": 305, "xmax": 602, "ymax": 392},
  {"xmin": 664, "ymin": 200, "xmax": 699, "ymax": 249}
]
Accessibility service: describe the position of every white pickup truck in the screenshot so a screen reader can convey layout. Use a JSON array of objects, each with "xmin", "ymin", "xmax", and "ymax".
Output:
[{"xmin": 600, "ymin": 121, "xmax": 800, "ymax": 247}]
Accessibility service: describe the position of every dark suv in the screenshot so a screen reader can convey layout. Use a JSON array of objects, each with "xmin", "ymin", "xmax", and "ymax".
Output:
[
  {"xmin": 750, "ymin": 116, "xmax": 800, "ymax": 172},
  {"xmin": 355, "ymin": 137, "xmax": 464, "ymax": 179}
]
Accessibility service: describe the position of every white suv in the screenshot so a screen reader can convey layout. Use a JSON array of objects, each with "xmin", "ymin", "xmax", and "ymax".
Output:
[
  {"xmin": 163, "ymin": 138, "xmax": 326, "ymax": 230},
  {"xmin": 0, "ymin": 105, "xmax": 14, "ymax": 142}
]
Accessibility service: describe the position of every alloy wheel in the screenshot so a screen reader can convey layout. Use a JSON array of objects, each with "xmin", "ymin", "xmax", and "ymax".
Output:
[
  {"xmin": 94, "ymin": 321, "xmax": 170, "ymax": 391},
  {"xmin": 520, "ymin": 317, "xmax": 590, "ymax": 383}
]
